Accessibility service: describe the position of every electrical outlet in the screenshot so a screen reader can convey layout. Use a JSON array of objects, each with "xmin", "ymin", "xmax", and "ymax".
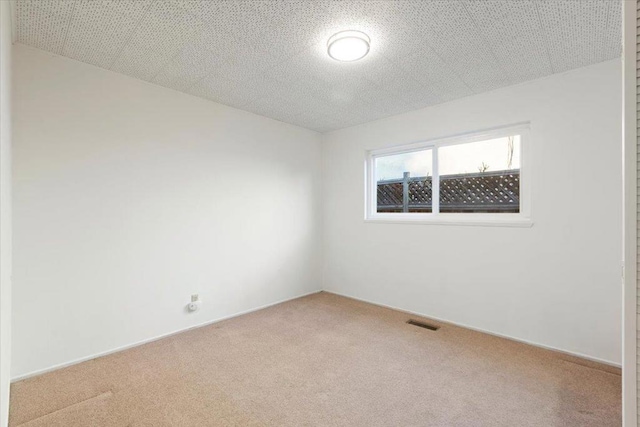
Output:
[{"xmin": 191, "ymin": 294, "xmax": 199, "ymax": 302}]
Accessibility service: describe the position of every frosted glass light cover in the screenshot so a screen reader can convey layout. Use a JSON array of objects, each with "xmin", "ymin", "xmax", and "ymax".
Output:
[{"xmin": 327, "ymin": 30, "xmax": 370, "ymax": 62}]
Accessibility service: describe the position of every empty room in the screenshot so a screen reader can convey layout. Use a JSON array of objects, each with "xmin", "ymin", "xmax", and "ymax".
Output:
[{"xmin": 1, "ymin": 0, "xmax": 640, "ymax": 426}]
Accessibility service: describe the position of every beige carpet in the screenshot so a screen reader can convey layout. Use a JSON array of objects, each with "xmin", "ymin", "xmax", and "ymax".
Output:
[{"xmin": 9, "ymin": 292, "xmax": 621, "ymax": 426}]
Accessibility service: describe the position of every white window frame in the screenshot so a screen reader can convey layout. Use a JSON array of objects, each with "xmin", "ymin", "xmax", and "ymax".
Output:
[{"xmin": 365, "ymin": 123, "xmax": 532, "ymax": 227}]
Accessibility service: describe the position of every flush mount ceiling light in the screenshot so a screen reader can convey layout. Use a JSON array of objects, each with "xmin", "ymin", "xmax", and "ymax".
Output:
[{"xmin": 327, "ymin": 30, "xmax": 370, "ymax": 62}]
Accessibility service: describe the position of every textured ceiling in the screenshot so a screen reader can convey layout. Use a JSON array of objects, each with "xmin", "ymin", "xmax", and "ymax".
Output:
[{"xmin": 15, "ymin": 0, "xmax": 621, "ymax": 133}]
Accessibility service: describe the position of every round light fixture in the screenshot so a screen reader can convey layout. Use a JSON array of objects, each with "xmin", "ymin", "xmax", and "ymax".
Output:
[{"xmin": 327, "ymin": 30, "xmax": 370, "ymax": 62}]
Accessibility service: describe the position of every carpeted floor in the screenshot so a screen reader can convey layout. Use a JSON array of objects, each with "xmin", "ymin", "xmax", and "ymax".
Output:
[{"xmin": 9, "ymin": 292, "xmax": 621, "ymax": 426}]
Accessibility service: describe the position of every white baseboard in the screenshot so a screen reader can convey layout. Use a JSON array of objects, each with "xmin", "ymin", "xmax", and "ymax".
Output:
[
  {"xmin": 11, "ymin": 289, "xmax": 322, "ymax": 382},
  {"xmin": 13, "ymin": 287, "xmax": 619, "ymax": 382},
  {"xmin": 323, "ymin": 289, "xmax": 621, "ymax": 369}
]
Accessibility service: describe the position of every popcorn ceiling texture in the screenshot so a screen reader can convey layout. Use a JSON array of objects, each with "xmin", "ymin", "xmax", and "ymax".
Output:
[{"xmin": 14, "ymin": 0, "xmax": 621, "ymax": 132}]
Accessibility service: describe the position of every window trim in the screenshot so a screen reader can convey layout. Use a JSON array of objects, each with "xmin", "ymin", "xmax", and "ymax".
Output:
[{"xmin": 364, "ymin": 123, "xmax": 532, "ymax": 227}]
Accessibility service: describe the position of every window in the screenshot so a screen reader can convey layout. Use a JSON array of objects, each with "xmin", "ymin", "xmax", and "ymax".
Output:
[{"xmin": 366, "ymin": 124, "xmax": 531, "ymax": 226}]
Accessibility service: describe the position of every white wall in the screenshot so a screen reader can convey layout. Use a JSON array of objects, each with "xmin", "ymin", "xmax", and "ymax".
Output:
[
  {"xmin": 322, "ymin": 59, "xmax": 622, "ymax": 365},
  {"xmin": 11, "ymin": 41, "xmax": 622, "ymax": 381},
  {"xmin": 626, "ymin": 1, "xmax": 639, "ymax": 423},
  {"xmin": 12, "ymin": 44, "xmax": 322, "ymax": 379},
  {"xmin": 0, "ymin": 2, "xmax": 11, "ymax": 425}
]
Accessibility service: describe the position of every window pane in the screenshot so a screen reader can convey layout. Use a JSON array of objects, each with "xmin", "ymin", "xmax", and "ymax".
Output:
[
  {"xmin": 438, "ymin": 136, "xmax": 521, "ymax": 213},
  {"xmin": 375, "ymin": 149, "xmax": 433, "ymax": 213}
]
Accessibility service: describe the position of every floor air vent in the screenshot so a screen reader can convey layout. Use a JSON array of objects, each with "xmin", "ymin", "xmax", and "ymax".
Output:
[{"xmin": 407, "ymin": 319, "xmax": 440, "ymax": 331}]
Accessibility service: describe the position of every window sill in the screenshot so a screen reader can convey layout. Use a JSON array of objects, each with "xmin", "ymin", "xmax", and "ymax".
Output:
[{"xmin": 364, "ymin": 215, "xmax": 533, "ymax": 228}]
